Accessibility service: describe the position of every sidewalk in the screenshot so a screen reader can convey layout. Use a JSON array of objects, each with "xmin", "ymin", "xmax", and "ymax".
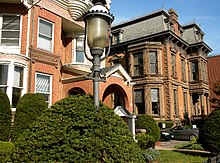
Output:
[{"xmin": 155, "ymin": 142, "xmax": 213, "ymax": 157}]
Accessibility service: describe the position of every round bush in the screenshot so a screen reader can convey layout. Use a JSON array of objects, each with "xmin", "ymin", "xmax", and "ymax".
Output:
[
  {"xmin": 136, "ymin": 114, "xmax": 160, "ymax": 142},
  {"xmin": 0, "ymin": 92, "xmax": 11, "ymax": 141},
  {"xmin": 136, "ymin": 133, "xmax": 155, "ymax": 149},
  {"xmin": 11, "ymin": 95, "xmax": 145, "ymax": 162},
  {"xmin": 199, "ymin": 110, "xmax": 220, "ymax": 154},
  {"xmin": 12, "ymin": 93, "xmax": 47, "ymax": 141}
]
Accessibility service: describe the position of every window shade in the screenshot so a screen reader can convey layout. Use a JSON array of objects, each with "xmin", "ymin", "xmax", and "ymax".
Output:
[
  {"xmin": 36, "ymin": 74, "xmax": 50, "ymax": 93},
  {"xmin": 13, "ymin": 66, "xmax": 23, "ymax": 87}
]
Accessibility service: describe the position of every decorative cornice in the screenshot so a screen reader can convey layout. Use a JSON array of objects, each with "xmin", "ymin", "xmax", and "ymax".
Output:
[
  {"xmin": 31, "ymin": 48, "xmax": 60, "ymax": 68},
  {"xmin": 0, "ymin": 52, "xmax": 29, "ymax": 61}
]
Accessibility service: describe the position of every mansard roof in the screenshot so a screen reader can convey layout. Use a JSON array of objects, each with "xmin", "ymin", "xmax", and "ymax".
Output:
[{"xmin": 112, "ymin": 9, "xmax": 211, "ymax": 52}]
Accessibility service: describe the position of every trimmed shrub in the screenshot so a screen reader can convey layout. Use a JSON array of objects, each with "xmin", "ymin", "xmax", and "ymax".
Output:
[
  {"xmin": 11, "ymin": 95, "xmax": 145, "ymax": 162},
  {"xmin": 12, "ymin": 93, "xmax": 47, "ymax": 141},
  {"xmin": 136, "ymin": 133, "xmax": 155, "ymax": 149},
  {"xmin": 199, "ymin": 109, "xmax": 220, "ymax": 154},
  {"xmin": 136, "ymin": 114, "xmax": 160, "ymax": 142},
  {"xmin": 0, "ymin": 92, "xmax": 11, "ymax": 141},
  {"xmin": 0, "ymin": 141, "xmax": 15, "ymax": 163}
]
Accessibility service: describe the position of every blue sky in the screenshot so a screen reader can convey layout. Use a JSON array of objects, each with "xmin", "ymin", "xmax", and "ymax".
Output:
[{"xmin": 110, "ymin": 0, "xmax": 220, "ymax": 55}]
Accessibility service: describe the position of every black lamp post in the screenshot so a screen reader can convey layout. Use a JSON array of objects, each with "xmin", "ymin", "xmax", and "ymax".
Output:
[{"xmin": 83, "ymin": 1, "xmax": 114, "ymax": 108}]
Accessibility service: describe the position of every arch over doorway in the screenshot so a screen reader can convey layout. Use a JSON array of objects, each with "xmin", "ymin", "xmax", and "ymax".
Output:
[
  {"xmin": 68, "ymin": 87, "xmax": 86, "ymax": 96},
  {"xmin": 102, "ymin": 84, "xmax": 129, "ymax": 110}
]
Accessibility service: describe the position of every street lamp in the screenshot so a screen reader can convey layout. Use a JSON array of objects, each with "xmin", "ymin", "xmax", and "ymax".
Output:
[{"xmin": 83, "ymin": 0, "xmax": 114, "ymax": 108}]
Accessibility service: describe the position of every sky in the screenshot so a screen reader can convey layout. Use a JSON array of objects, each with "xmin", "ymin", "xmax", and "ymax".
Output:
[{"xmin": 110, "ymin": 0, "xmax": 220, "ymax": 55}]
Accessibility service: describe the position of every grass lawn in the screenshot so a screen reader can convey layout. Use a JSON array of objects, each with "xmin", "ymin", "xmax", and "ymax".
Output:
[{"xmin": 159, "ymin": 150, "xmax": 208, "ymax": 163}]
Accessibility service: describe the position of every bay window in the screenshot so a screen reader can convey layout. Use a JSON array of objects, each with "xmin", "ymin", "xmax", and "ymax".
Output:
[
  {"xmin": 151, "ymin": 88, "xmax": 160, "ymax": 115},
  {"xmin": 75, "ymin": 36, "xmax": 84, "ymax": 63},
  {"xmin": 0, "ymin": 64, "xmax": 8, "ymax": 93},
  {"xmin": 12, "ymin": 66, "xmax": 23, "ymax": 108}
]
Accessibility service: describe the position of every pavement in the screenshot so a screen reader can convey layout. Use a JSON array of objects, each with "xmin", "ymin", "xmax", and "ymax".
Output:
[{"xmin": 155, "ymin": 140, "xmax": 213, "ymax": 157}]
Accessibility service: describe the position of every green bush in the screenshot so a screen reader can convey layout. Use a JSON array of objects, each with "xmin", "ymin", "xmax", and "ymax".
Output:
[
  {"xmin": 12, "ymin": 93, "xmax": 47, "ymax": 141},
  {"xmin": 142, "ymin": 148, "xmax": 160, "ymax": 162},
  {"xmin": 0, "ymin": 92, "xmax": 11, "ymax": 141},
  {"xmin": 136, "ymin": 133, "xmax": 155, "ymax": 149},
  {"xmin": 11, "ymin": 95, "xmax": 145, "ymax": 162},
  {"xmin": 0, "ymin": 141, "xmax": 15, "ymax": 163},
  {"xmin": 136, "ymin": 114, "xmax": 160, "ymax": 142},
  {"xmin": 199, "ymin": 109, "xmax": 220, "ymax": 154},
  {"xmin": 158, "ymin": 120, "xmax": 174, "ymax": 129}
]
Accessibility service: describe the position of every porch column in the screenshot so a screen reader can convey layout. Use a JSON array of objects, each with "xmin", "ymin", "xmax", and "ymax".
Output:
[
  {"xmin": 199, "ymin": 93, "xmax": 204, "ymax": 115},
  {"xmin": 190, "ymin": 93, "xmax": 194, "ymax": 116}
]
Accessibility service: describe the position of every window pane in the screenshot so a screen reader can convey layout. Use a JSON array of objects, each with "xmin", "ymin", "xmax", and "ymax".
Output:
[
  {"xmin": 39, "ymin": 19, "xmax": 52, "ymax": 37},
  {"xmin": 14, "ymin": 66, "xmax": 23, "ymax": 87},
  {"xmin": 0, "ymin": 65, "xmax": 8, "ymax": 85},
  {"xmin": 150, "ymin": 52, "xmax": 156, "ymax": 63},
  {"xmin": 151, "ymin": 89, "xmax": 158, "ymax": 102},
  {"xmin": 76, "ymin": 51, "xmax": 84, "ymax": 62},
  {"xmin": 38, "ymin": 34, "xmax": 52, "ymax": 51},
  {"xmin": 36, "ymin": 74, "xmax": 50, "ymax": 93},
  {"xmin": 76, "ymin": 37, "xmax": 84, "ymax": 50},
  {"xmin": 12, "ymin": 87, "xmax": 21, "ymax": 108},
  {"xmin": 2, "ymin": 31, "xmax": 20, "ymax": 38},
  {"xmin": 1, "ymin": 39, "xmax": 19, "ymax": 46},
  {"xmin": 1, "ymin": 15, "xmax": 20, "ymax": 46}
]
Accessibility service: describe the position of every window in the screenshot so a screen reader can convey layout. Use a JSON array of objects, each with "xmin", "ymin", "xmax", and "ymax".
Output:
[
  {"xmin": 36, "ymin": 73, "xmax": 52, "ymax": 107},
  {"xmin": 133, "ymin": 52, "xmax": 143, "ymax": 76},
  {"xmin": 151, "ymin": 88, "xmax": 160, "ymax": 115},
  {"xmin": 75, "ymin": 36, "xmax": 84, "ymax": 63},
  {"xmin": 12, "ymin": 66, "xmax": 24, "ymax": 108},
  {"xmin": 171, "ymin": 53, "xmax": 176, "ymax": 77},
  {"xmin": 134, "ymin": 89, "xmax": 145, "ymax": 114},
  {"xmin": 191, "ymin": 61, "xmax": 199, "ymax": 81},
  {"xmin": 149, "ymin": 51, "xmax": 158, "ymax": 74},
  {"xmin": 0, "ymin": 14, "xmax": 20, "ymax": 46},
  {"xmin": 38, "ymin": 18, "xmax": 53, "ymax": 52},
  {"xmin": 173, "ymin": 89, "xmax": 179, "ymax": 117},
  {"xmin": 181, "ymin": 59, "xmax": 186, "ymax": 81},
  {"xmin": 183, "ymin": 91, "xmax": 188, "ymax": 114},
  {"xmin": 0, "ymin": 64, "xmax": 8, "ymax": 93}
]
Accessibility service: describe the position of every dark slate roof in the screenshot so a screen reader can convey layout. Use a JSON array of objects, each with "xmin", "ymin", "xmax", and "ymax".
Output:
[
  {"xmin": 100, "ymin": 65, "xmax": 118, "ymax": 75},
  {"xmin": 112, "ymin": 10, "xmax": 168, "ymax": 43},
  {"xmin": 182, "ymin": 23, "xmax": 204, "ymax": 44}
]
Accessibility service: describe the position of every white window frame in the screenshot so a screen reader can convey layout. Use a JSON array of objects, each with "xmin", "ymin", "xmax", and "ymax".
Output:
[
  {"xmin": 0, "ymin": 13, "xmax": 22, "ymax": 52},
  {"xmin": 37, "ymin": 18, "xmax": 54, "ymax": 52},
  {"xmin": 35, "ymin": 72, "xmax": 52, "ymax": 107}
]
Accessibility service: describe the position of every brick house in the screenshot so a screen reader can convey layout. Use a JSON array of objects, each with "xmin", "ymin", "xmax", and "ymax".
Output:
[
  {"xmin": 207, "ymin": 54, "xmax": 220, "ymax": 111},
  {"xmin": 0, "ymin": 0, "xmax": 135, "ymax": 114},
  {"xmin": 0, "ymin": 1, "xmax": 212, "ymax": 122},
  {"xmin": 108, "ymin": 8, "xmax": 212, "ymax": 121}
]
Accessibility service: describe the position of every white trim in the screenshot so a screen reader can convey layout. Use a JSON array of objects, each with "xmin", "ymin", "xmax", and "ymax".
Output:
[{"xmin": 37, "ymin": 18, "xmax": 54, "ymax": 53}]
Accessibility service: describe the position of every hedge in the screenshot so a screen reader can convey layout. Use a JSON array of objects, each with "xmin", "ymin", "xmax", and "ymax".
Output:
[
  {"xmin": 136, "ymin": 114, "xmax": 160, "ymax": 142},
  {"xmin": 0, "ymin": 92, "xmax": 11, "ymax": 141},
  {"xmin": 12, "ymin": 93, "xmax": 47, "ymax": 141},
  {"xmin": 199, "ymin": 109, "xmax": 220, "ymax": 154},
  {"xmin": 11, "ymin": 95, "xmax": 145, "ymax": 162}
]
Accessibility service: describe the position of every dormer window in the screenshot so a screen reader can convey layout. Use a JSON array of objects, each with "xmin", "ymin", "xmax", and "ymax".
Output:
[{"xmin": 112, "ymin": 29, "xmax": 124, "ymax": 44}]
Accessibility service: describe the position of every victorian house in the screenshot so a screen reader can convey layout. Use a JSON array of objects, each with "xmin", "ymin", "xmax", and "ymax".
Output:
[
  {"xmin": 108, "ymin": 8, "xmax": 211, "ymax": 121},
  {"xmin": 0, "ymin": 0, "xmax": 135, "ymax": 114},
  {"xmin": 0, "ymin": 0, "xmax": 211, "ymax": 123}
]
